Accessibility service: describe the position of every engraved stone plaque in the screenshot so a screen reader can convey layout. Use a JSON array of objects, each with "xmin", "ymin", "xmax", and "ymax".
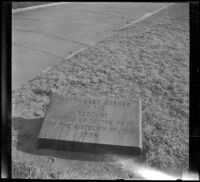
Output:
[{"xmin": 38, "ymin": 93, "xmax": 142, "ymax": 155}]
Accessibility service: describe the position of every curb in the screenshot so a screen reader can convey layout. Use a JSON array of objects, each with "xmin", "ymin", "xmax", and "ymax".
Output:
[
  {"xmin": 42, "ymin": 3, "xmax": 175, "ymax": 75},
  {"xmin": 12, "ymin": 2, "xmax": 71, "ymax": 13},
  {"xmin": 42, "ymin": 47, "xmax": 87, "ymax": 74},
  {"xmin": 98, "ymin": 3, "xmax": 175, "ymax": 43}
]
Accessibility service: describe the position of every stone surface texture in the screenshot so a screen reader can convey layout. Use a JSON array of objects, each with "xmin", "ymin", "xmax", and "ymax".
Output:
[{"xmin": 38, "ymin": 94, "xmax": 142, "ymax": 154}]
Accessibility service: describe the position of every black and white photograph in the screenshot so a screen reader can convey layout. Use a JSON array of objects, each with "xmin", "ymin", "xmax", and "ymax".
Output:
[{"xmin": 3, "ymin": 1, "xmax": 198, "ymax": 180}]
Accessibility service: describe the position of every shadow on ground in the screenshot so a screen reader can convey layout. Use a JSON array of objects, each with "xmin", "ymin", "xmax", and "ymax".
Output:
[{"xmin": 12, "ymin": 117, "xmax": 145, "ymax": 163}]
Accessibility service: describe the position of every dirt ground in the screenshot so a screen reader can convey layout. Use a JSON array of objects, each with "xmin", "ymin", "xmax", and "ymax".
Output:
[{"xmin": 12, "ymin": 3, "xmax": 189, "ymax": 179}]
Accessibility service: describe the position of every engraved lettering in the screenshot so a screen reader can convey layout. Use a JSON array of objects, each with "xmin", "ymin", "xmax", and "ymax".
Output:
[{"xmin": 39, "ymin": 94, "xmax": 141, "ymax": 153}]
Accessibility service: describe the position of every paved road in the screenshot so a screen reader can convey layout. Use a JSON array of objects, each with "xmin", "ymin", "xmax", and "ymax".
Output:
[{"xmin": 12, "ymin": 2, "xmax": 170, "ymax": 90}]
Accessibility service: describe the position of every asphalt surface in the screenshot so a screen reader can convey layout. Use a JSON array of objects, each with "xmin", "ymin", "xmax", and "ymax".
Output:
[{"xmin": 12, "ymin": 2, "xmax": 170, "ymax": 90}]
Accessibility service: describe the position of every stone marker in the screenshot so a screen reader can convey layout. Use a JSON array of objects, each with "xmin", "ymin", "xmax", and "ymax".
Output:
[{"xmin": 38, "ymin": 93, "xmax": 142, "ymax": 155}]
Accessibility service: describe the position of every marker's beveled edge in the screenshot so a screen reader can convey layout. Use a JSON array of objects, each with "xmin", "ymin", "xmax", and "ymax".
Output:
[
  {"xmin": 38, "ymin": 91, "xmax": 54, "ymax": 139},
  {"xmin": 37, "ymin": 137, "xmax": 142, "ymax": 155}
]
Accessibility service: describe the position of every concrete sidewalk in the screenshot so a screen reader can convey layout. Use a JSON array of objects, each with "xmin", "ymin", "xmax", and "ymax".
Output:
[{"xmin": 12, "ymin": 2, "xmax": 171, "ymax": 90}]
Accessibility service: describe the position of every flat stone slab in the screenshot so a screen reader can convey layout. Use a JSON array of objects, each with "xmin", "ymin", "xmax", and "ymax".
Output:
[{"xmin": 38, "ymin": 94, "xmax": 142, "ymax": 155}]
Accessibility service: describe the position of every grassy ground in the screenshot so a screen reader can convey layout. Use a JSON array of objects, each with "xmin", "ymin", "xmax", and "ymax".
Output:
[
  {"xmin": 12, "ymin": 2, "xmax": 53, "ymax": 9},
  {"xmin": 12, "ymin": 3, "xmax": 189, "ymax": 179}
]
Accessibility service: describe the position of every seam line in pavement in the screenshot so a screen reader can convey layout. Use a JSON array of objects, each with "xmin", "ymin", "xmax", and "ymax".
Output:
[
  {"xmin": 67, "ymin": 8, "xmax": 129, "ymax": 18},
  {"xmin": 14, "ymin": 17, "xmax": 111, "ymax": 30},
  {"xmin": 13, "ymin": 42, "xmax": 64, "ymax": 59},
  {"xmin": 41, "ymin": 3, "xmax": 175, "ymax": 75},
  {"xmin": 14, "ymin": 28, "xmax": 93, "ymax": 48},
  {"xmin": 12, "ymin": 2, "xmax": 71, "ymax": 13}
]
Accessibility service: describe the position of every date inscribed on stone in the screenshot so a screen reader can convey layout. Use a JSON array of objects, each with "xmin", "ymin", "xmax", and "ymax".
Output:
[{"xmin": 38, "ymin": 93, "xmax": 142, "ymax": 155}]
